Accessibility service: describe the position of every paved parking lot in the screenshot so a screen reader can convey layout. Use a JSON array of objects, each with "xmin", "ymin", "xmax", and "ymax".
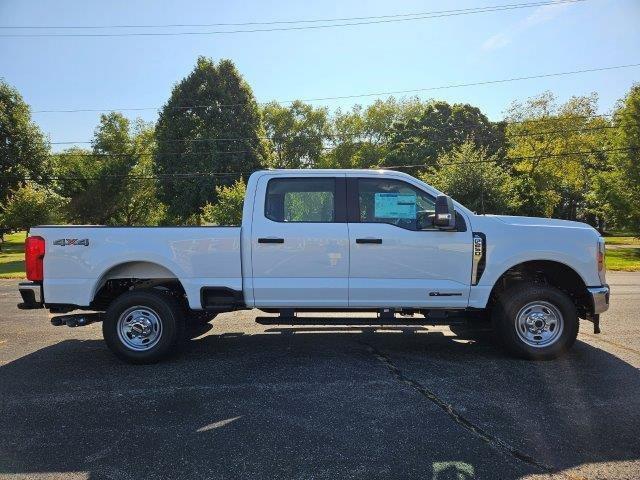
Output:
[{"xmin": 0, "ymin": 273, "xmax": 639, "ymax": 480}]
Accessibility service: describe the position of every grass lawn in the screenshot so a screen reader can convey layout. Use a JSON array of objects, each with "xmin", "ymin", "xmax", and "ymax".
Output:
[
  {"xmin": 602, "ymin": 235, "xmax": 640, "ymax": 271},
  {"xmin": 603, "ymin": 235, "xmax": 640, "ymax": 246},
  {"xmin": 0, "ymin": 231, "xmax": 26, "ymax": 279},
  {"xmin": 606, "ymin": 247, "xmax": 640, "ymax": 272}
]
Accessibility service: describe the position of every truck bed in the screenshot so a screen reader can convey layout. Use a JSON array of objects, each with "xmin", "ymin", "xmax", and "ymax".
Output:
[{"xmin": 31, "ymin": 226, "xmax": 242, "ymax": 309}]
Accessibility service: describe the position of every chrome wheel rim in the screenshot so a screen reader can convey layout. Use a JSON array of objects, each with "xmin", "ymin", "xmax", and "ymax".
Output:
[
  {"xmin": 515, "ymin": 301, "xmax": 564, "ymax": 348},
  {"xmin": 117, "ymin": 306, "xmax": 163, "ymax": 351}
]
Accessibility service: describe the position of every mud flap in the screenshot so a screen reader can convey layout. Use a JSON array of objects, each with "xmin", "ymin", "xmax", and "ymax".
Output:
[{"xmin": 585, "ymin": 313, "xmax": 601, "ymax": 334}]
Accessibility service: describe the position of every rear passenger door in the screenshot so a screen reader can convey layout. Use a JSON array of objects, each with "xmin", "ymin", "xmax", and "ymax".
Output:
[{"xmin": 250, "ymin": 174, "xmax": 349, "ymax": 308}]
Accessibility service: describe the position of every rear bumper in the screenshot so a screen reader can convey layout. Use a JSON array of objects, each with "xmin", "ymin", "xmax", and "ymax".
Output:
[
  {"xmin": 588, "ymin": 284, "xmax": 610, "ymax": 314},
  {"xmin": 18, "ymin": 282, "xmax": 44, "ymax": 309}
]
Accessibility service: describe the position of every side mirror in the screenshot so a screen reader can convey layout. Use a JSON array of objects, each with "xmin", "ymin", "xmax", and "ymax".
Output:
[
  {"xmin": 434, "ymin": 195, "xmax": 456, "ymax": 230},
  {"xmin": 416, "ymin": 210, "xmax": 433, "ymax": 230}
]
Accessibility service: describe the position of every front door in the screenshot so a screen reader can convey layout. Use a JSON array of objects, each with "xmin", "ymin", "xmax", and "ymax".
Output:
[
  {"xmin": 251, "ymin": 174, "xmax": 349, "ymax": 308},
  {"xmin": 347, "ymin": 176, "xmax": 472, "ymax": 308}
]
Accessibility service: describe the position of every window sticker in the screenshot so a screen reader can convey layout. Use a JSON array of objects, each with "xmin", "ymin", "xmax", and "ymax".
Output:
[{"xmin": 374, "ymin": 193, "xmax": 417, "ymax": 219}]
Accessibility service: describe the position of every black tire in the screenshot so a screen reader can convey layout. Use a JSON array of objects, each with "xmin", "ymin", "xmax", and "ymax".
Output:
[
  {"xmin": 492, "ymin": 283, "xmax": 578, "ymax": 360},
  {"xmin": 103, "ymin": 289, "xmax": 186, "ymax": 364}
]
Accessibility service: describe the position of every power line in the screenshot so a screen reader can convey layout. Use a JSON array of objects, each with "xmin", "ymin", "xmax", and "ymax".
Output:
[
  {"xmin": 507, "ymin": 124, "xmax": 620, "ymax": 137},
  {"xmin": 499, "ymin": 112, "xmax": 615, "ymax": 124},
  {"xmin": 8, "ymin": 146, "xmax": 636, "ymax": 182},
  {"xmin": 381, "ymin": 123, "xmax": 623, "ymax": 145},
  {"xmin": 51, "ymin": 138, "xmax": 262, "ymax": 145},
  {"xmin": 266, "ymin": 64, "xmax": 640, "ymax": 104},
  {"xmin": 0, "ymin": 0, "xmax": 584, "ymax": 38},
  {"xmin": 42, "ymin": 173, "xmax": 244, "ymax": 180},
  {"xmin": 31, "ymin": 62, "xmax": 640, "ymax": 114},
  {"xmin": 48, "ymin": 123, "xmax": 623, "ymax": 146},
  {"xmin": 385, "ymin": 146, "xmax": 637, "ymax": 169},
  {"xmin": 47, "ymin": 124, "xmax": 617, "ymax": 156},
  {"xmin": 52, "ymin": 150, "xmax": 253, "ymax": 157},
  {"xmin": 0, "ymin": 1, "xmax": 583, "ymax": 29}
]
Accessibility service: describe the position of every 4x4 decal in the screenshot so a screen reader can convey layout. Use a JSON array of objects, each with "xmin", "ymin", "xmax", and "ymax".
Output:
[{"xmin": 53, "ymin": 238, "xmax": 89, "ymax": 246}]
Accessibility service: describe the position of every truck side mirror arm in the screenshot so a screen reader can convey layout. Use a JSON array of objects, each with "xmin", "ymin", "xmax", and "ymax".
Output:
[{"xmin": 434, "ymin": 195, "xmax": 456, "ymax": 230}]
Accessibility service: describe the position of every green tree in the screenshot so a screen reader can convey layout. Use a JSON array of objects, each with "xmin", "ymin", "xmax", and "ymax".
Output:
[
  {"xmin": 0, "ymin": 184, "xmax": 65, "ymax": 233},
  {"xmin": 263, "ymin": 101, "xmax": 329, "ymax": 168},
  {"xmin": 387, "ymin": 100, "xmax": 505, "ymax": 170},
  {"xmin": 505, "ymin": 92, "xmax": 610, "ymax": 220},
  {"xmin": 53, "ymin": 114, "xmax": 164, "ymax": 225},
  {"xmin": 321, "ymin": 97, "xmax": 423, "ymax": 169},
  {"xmin": 424, "ymin": 142, "xmax": 517, "ymax": 214},
  {"xmin": 51, "ymin": 147, "xmax": 100, "ymax": 223},
  {"xmin": 155, "ymin": 57, "xmax": 269, "ymax": 221},
  {"xmin": 200, "ymin": 178, "xmax": 246, "ymax": 225},
  {"xmin": 583, "ymin": 168, "xmax": 627, "ymax": 232},
  {"xmin": 0, "ymin": 80, "xmax": 50, "ymax": 206},
  {"xmin": 608, "ymin": 84, "xmax": 640, "ymax": 232},
  {"xmin": 111, "ymin": 122, "xmax": 166, "ymax": 226}
]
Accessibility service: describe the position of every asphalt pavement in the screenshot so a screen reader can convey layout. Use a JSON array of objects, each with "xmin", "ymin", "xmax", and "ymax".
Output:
[{"xmin": 0, "ymin": 273, "xmax": 639, "ymax": 480}]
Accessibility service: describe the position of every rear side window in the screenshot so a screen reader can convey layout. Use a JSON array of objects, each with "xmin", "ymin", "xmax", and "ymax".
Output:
[{"xmin": 265, "ymin": 178, "xmax": 335, "ymax": 223}]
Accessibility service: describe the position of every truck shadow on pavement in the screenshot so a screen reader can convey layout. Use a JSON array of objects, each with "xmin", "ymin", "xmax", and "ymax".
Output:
[{"xmin": 0, "ymin": 322, "xmax": 639, "ymax": 479}]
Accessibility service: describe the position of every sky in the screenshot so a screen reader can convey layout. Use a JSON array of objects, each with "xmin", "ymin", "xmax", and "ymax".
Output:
[{"xmin": 1, "ymin": 0, "xmax": 639, "ymax": 151}]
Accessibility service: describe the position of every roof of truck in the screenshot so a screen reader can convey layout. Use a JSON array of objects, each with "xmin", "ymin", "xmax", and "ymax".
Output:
[
  {"xmin": 249, "ymin": 169, "xmax": 476, "ymax": 217},
  {"xmin": 252, "ymin": 168, "xmax": 414, "ymax": 177}
]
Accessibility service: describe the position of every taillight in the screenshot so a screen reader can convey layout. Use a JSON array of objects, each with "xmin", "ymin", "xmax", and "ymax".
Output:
[{"xmin": 25, "ymin": 236, "xmax": 45, "ymax": 281}]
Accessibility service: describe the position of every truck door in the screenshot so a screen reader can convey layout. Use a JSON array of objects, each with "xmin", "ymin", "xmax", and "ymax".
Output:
[
  {"xmin": 347, "ymin": 176, "xmax": 472, "ymax": 308},
  {"xmin": 250, "ymin": 174, "xmax": 349, "ymax": 307}
]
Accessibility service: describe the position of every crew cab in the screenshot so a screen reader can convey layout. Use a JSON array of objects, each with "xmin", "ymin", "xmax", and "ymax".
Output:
[{"xmin": 18, "ymin": 169, "xmax": 609, "ymax": 363}]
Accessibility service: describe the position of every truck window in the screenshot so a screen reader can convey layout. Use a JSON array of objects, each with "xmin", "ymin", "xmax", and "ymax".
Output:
[
  {"xmin": 357, "ymin": 178, "xmax": 435, "ymax": 231},
  {"xmin": 265, "ymin": 178, "xmax": 335, "ymax": 223}
]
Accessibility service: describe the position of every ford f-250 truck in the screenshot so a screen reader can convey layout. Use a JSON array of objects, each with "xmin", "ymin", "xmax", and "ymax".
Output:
[{"xmin": 18, "ymin": 169, "xmax": 609, "ymax": 363}]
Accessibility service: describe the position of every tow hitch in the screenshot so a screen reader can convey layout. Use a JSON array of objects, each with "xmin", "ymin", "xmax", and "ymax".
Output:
[{"xmin": 51, "ymin": 313, "xmax": 103, "ymax": 328}]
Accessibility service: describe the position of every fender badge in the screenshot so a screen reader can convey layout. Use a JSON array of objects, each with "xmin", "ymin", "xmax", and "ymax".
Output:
[{"xmin": 53, "ymin": 239, "xmax": 89, "ymax": 246}]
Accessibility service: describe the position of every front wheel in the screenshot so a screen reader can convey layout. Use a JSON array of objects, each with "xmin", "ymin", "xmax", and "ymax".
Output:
[
  {"xmin": 103, "ymin": 289, "xmax": 186, "ymax": 364},
  {"xmin": 492, "ymin": 283, "xmax": 578, "ymax": 360}
]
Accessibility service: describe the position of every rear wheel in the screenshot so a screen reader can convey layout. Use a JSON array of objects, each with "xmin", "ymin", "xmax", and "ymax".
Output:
[
  {"xmin": 103, "ymin": 289, "xmax": 185, "ymax": 364},
  {"xmin": 492, "ymin": 283, "xmax": 578, "ymax": 360}
]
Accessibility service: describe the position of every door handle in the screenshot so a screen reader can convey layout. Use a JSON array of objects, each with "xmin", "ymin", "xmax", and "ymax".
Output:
[
  {"xmin": 258, "ymin": 237, "xmax": 285, "ymax": 244},
  {"xmin": 356, "ymin": 238, "xmax": 382, "ymax": 244}
]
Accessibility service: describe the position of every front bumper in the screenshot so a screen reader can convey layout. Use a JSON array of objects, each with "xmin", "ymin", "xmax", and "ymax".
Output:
[
  {"xmin": 588, "ymin": 284, "xmax": 610, "ymax": 314},
  {"xmin": 18, "ymin": 281, "xmax": 44, "ymax": 309}
]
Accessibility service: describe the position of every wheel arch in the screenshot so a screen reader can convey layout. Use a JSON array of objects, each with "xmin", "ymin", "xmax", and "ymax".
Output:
[
  {"xmin": 90, "ymin": 261, "xmax": 187, "ymax": 310},
  {"xmin": 487, "ymin": 259, "xmax": 591, "ymax": 317}
]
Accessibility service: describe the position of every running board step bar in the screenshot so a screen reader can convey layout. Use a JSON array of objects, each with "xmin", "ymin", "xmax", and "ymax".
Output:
[
  {"xmin": 255, "ymin": 317, "xmax": 435, "ymax": 326},
  {"xmin": 255, "ymin": 308, "xmax": 463, "ymax": 326}
]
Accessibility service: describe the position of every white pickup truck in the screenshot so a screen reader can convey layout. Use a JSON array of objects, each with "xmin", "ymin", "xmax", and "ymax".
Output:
[{"xmin": 18, "ymin": 169, "xmax": 609, "ymax": 363}]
